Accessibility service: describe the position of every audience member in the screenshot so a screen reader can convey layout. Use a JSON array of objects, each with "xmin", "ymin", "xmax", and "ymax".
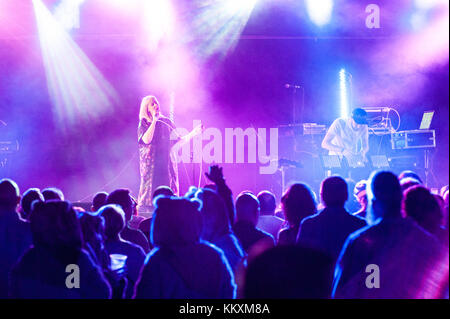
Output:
[
  {"xmin": 205, "ymin": 165, "xmax": 236, "ymax": 226},
  {"xmin": 19, "ymin": 188, "xmax": 44, "ymax": 221},
  {"xmin": 106, "ymin": 189, "xmax": 150, "ymax": 253},
  {"xmin": 0, "ymin": 179, "xmax": 32, "ymax": 298},
  {"xmin": 138, "ymin": 185, "xmax": 174, "ymax": 241},
  {"xmin": 278, "ymin": 183, "xmax": 317, "ymax": 245},
  {"xmin": 134, "ymin": 197, "xmax": 236, "ymax": 298},
  {"xmin": 274, "ymin": 208, "xmax": 285, "ymax": 220},
  {"xmin": 42, "ymin": 187, "xmax": 64, "ymax": 201},
  {"xmin": 400, "ymin": 177, "xmax": 421, "ymax": 193},
  {"xmin": 256, "ymin": 190, "xmax": 284, "ymax": 241},
  {"xmin": 91, "ymin": 191, "xmax": 108, "ymax": 212},
  {"xmin": 333, "ymin": 171, "xmax": 448, "ymax": 299},
  {"xmin": 403, "ymin": 185, "xmax": 448, "ymax": 245},
  {"xmin": 297, "ymin": 176, "xmax": 366, "ymax": 263},
  {"xmin": 3, "ymin": 165, "xmax": 448, "ymax": 300},
  {"xmin": 244, "ymin": 245, "xmax": 334, "ymax": 298},
  {"xmin": 344, "ymin": 179, "xmax": 360, "ymax": 214},
  {"xmin": 196, "ymin": 188, "xmax": 245, "ymax": 274},
  {"xmin": 99, "ymin": 205, "xmax": 145, "ymax": 299},
  {"xmin": 353, "ymin": 180, "xmax": 368, "ymax": 218},
  {"xmin": 444, "ymin": 190, "xmax": 449, "ymax": 206},
  {"xmin": 443, "ymin": 190, "xmax": 449, "ymax": 230},
  {"xmin": 153, "ymin": 186, "xmax": 174, "ymax": 198},
  {"xmin": 79, "ymin": 211, "xmax": 110, "ymax": 271},
  {"xmin": 233, "ymin": 192, "xmax": 275, "ymax": 254},
  {"xmin": 398, "ymin": 170, "xmax": 423, "ymax": 184},
  {"xmin": 9, "ymin": 200, "xmax": 111, "ymax": 298},
  {"xmin": 434, "ymin": 194, "xmax": 446, "ymax": 227},
  {"xmin": 128, "ymin": 195, "xmax": 145, "ymax": 229},
  {"xmin": 440, "ymin": 184, "xmax": 449, "ymax": 197},
  {"xmin": 78, "ymin": 210, "xmax": 127, "ymax": 298}
]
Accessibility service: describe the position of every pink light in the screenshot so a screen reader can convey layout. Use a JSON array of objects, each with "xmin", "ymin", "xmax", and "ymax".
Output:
[
  {"xmin": 359, "ymin": 2, "xmax": 449, "ymax": 106},
  {"xmin": 405, "ymin": 8, "xmax": 449, "ymax": 68}
]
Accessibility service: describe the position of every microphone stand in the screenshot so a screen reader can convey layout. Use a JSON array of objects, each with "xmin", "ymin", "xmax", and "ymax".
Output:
[
  {"xmin": 291, "ymin": 86, "xmax": 305, "ymax": 125},
  {"xmin": 280, "ymin": 165, "xmax": 286, "ymax": 195},
  {"xmin": 191, "ymin": 151, "xmax": 195, "ymax": 188}
]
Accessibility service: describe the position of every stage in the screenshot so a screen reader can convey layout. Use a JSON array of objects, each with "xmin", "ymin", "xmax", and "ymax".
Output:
[{"xmin": 0, "ymin": 0, "xmax": 448, "ymax": 203}]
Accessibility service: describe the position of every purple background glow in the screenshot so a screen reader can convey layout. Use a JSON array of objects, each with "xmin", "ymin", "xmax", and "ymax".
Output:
[{"xmin": 0, "ymin": 0, "xmax": 448, "ymax": 202}]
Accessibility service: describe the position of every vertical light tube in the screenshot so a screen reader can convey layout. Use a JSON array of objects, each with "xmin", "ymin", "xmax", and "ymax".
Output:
[{"xmin": 339, "ymin": 69, "xmax": 349, "ymax": 118}]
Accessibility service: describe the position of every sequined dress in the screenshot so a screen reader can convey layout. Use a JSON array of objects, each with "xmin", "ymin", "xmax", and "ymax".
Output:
[{"xmin": 138, "ymin": 116, "xmax": 179, "ymax": 207}]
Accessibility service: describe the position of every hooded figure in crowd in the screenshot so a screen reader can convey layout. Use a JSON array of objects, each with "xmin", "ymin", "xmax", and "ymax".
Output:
[{"xmin": 134, "ymin": 196, "xmax": 236, "ymax": 299}]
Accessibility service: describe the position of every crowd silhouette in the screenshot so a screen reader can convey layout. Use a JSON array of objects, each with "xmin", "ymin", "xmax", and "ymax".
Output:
[{"xmin": 0, "ymin": 165, "xmax": 448, "ymax": 299}]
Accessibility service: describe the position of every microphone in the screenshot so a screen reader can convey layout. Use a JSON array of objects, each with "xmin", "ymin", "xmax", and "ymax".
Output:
[{"xmin": 285, "ymin": 83, "xmax": 302, "ymax": 89}]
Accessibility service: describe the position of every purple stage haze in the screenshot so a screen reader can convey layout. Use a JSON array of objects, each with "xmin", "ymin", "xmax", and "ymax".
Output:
[{"xmin": 0, "ymin": 0, "xmax": 448, "ymax": 203}]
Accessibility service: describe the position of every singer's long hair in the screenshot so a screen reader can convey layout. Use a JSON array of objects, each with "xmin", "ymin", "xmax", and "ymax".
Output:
[{"xmin": 139, "ymin": 95, "xmax": 159, "ymax": 121}]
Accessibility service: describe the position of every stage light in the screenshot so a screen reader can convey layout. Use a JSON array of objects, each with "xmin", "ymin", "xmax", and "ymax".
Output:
[
  {"xmin": 142, "ymin": 0, "xmax": 176, "ymax": 51},
  {"xmin": 224, "ymin": 0, "xmax": 258, "ymax": 14},
  {"xmin": 189, "ymin": 0, "xmax": 259, "ymax": 59},
  {"xmin": 32, "ymin": 0, "xmax": 119, "ymax": 131},
  {"xmin": 305, "ymin": 0, "xmax": 334, "ymax": 27},
  {"xmin": 53, "ymin": 0, "xmax": 85, "ymax": 31},
  {"xmin": 224, "ymin": 0, "xmax": 243, "ymax": 13},
  {"xmin": 339, "ymin": 69, "xmax": 349, "ymax": 119}
]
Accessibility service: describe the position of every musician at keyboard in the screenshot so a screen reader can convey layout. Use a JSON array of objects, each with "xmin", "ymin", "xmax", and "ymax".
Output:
[{"xmin": 321, "ymin": 108, "xmax": 369, "ymax": 163}]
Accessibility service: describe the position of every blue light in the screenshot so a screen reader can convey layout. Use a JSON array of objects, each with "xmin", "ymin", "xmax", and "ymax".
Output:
[{"xmin": 339, "ymin": 69, "xmax": 349, "ymax": 119}]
